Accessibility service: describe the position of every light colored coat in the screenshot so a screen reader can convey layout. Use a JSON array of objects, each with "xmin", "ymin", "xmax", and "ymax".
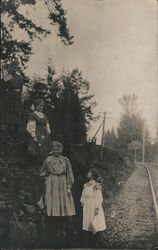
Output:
[
  {"xmin": 40, "ymin": 154, "xmax": 76, "ymax": 216},
  {"xmin": 80, "ymin": 180, "xmax": 106, "ymax": 233}
]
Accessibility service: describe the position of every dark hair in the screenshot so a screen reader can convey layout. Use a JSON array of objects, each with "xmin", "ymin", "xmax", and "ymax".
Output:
[
  {"xmin": 89, "ymin": 168, "xmax": 99, "ymax": 181},
  {"xmin": 89, "ymin": 167, "xmax": 103, "ymax": 184},
  {"xmin": 34, "ymin": 98, "xmax": 44, "ymax": 107}
]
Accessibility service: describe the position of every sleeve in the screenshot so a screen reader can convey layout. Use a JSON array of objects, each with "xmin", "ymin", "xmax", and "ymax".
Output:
[
  {"xmin": 17, "ymin": 74, "xmax": 23, "ymax": 90},
  {"xmin": 26, "ymin": 114, "xmax": 36, "ymax": 138},
  {"xmin": 46, "ymin": 121, "xmax": 51, "ymax": 134},
  {"xmin": 95, "ymin": 189, "xmax": 103, "ymax": 208},
  {"xmin": 65, "ymin": 158, "xmax": 74, "ymax": 188},
  {"xmin": 1, "ymin": 77, "xmax": 10, "ymax": 90},
  {"xmin": 40, "ymin": 159, "xmax": 49, "ymax": 177}
]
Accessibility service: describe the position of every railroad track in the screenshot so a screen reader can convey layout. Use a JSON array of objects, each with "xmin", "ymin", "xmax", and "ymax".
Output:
[{"xmin": 136, "ymin": 162, "xmax": 158, "ymax": 236}]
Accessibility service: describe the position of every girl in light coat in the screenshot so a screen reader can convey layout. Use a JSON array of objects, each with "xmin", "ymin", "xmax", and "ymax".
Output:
[
  {"xmin": 38, "ymin": 141, "xmax": 76, "ymax": 237},
  {"xmin": 80, "ymin": 168, "xmax": 106, "ymax": 238}
]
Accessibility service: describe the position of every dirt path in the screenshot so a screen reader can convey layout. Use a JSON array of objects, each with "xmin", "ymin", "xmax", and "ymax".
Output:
[{"xmin": 104, "ymin": 164, "xmax": 157, "ymax": 248}]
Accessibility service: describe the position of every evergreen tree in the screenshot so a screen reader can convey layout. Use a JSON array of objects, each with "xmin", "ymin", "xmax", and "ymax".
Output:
[
  {"xmin": 1, "ymin": 0, "xmax": 73, "ymax": 69},
  {"xmin": 52, "ymin": 69, "xmax": 96, "ymax": 147},
  {"xmin": 104, "ymin": 128, "xmax": 117, "ymax": 149},
  {"xmin": 24, "ymin": 66, "xmax": 96, "ymax": 151}
]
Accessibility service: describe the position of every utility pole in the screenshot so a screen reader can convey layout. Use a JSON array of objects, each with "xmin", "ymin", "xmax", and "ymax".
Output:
[
  {"xmin": 90, "ymin": 111, "xmax": 112, "ymax": 159},
  {"xmin": 100, "ymin": 112, "xmax": 106, "ymax": 160},
  {"xmin": 91, "ymin": 121, "xmax": 103, "ymax": 143},
  {"xmin": 100, "ymin": 111, "xmax": 112, "ymax": 160},
  {"xmin": 142, "ymin": 120, "xmax": 146, "ymax": 163}
]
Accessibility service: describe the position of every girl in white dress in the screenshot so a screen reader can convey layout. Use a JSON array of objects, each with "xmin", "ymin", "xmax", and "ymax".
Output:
[{"xmin": 80, "ymin": 168, "xmax": 106, "ymax": 236}]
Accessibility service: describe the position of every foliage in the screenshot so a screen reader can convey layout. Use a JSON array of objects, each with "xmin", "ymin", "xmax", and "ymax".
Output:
[
  {"xmin": 52, "ymin": 69, "xmax": 96, "ymax": 146},
  {"xmin": 24, "ymin": 63, "xmax": 96, "ymax": 150},
  {"xmin": 1, "ymin": 0, "xmax": 73, "ymax": 69},
  {"xmin": 117, "ymin": 94, "xmax": 149, "ymax": 151},
  {"xmin": 103, "ymin": 128, "xmax": 117, "ymax": 150},
  {"xmin": 127, "ymin": 140, "xmax": 142, "ymax": 150},
  {"xmin": 145, "ymin": 141, "xmax": 158, "ymax": 162},
  {"xmin": 119, "ymin": 94, "xmax": 138, "ymax": 116},
  {"xmin": 48, "ymin": 0, "xmax": 73, "ymax": 45}
]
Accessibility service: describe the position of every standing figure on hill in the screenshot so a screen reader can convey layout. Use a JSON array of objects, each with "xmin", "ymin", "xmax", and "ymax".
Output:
[
  {"xmin": 26, "ymin": 98, "xmax": 51, "ymax": 158},
  {"xmin": 80, "ymin": 168, "xmax": 106, "ymax": 246},
  {"xmin": 0, "ymin": 61, "xmax": 24, "ymax": 139},
  {"xmin": 38, "ymin": 141, "xmax": 76, "ymax": 237}
]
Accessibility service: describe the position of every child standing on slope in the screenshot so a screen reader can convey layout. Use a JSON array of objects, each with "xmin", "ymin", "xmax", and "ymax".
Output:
[{"xmin": 80, "ymin": 168, "xmax": 106, "ymax": 246}]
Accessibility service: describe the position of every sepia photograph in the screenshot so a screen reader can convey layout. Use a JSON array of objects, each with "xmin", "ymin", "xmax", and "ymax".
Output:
[{"xmin": 0, "ymin": 0, "xmax": 158, "ymax": 249}]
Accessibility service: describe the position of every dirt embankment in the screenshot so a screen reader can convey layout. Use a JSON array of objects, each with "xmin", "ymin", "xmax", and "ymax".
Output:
[{"xmin": 0, "ymin": 143, "xmax": 135, "ymax": 248}]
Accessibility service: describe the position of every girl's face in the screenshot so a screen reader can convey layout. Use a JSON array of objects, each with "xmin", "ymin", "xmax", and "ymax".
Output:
[
  {"xmin": 87, "ymin": 170, "xmax": 93, "ymax": 179},
  {"xmin": 35, "ymin": 103, "xmax": 44, "ymax": 112},
  {"xmin": 53, "ymin": 146, "xmax": 62, "ymax": 157},
  {"xmin": 9, "ymin": 64, "xmax": 18, "ymax": 74}
]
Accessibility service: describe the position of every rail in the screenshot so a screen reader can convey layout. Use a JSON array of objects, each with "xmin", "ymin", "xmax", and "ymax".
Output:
[{"xmin": 136, "ymin": 162, "xmax": 158, "ymax": 234}]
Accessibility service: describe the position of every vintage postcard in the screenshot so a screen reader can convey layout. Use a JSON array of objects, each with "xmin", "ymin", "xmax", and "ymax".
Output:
[{"xmin": 1, "ymin": 0, "xmax": 158, "ymax": 249}]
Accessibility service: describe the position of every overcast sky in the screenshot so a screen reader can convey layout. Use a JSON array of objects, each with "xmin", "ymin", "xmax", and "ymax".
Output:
[{"xmin": 20, "ymin": 0, "xmax": 158, "ymax": 143}]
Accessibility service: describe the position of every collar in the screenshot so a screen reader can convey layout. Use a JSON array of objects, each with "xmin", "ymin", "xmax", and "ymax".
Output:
[
  {"xmin": 34, "ymin": 111, "xmax": 43, "ymax": 115},
  {"xmin": 84, "ymin": 180, "xmax": 95, "ymax": 187}
]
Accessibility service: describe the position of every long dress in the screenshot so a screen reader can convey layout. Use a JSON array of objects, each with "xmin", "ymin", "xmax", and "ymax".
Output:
[
  {"xmin": 26, "ymin": 111, "xmax": 51, "ymax": 157},
  {"xmin": 80, "ymin": 180, "xmax": 106, "ymax": 233},
  {"xmin": 40, "ymin": 154, "xmax": 76, "ymax": 217},
  {"xmin": 0, "ymin": 73, "xmax": 24, "ymax": 125}
]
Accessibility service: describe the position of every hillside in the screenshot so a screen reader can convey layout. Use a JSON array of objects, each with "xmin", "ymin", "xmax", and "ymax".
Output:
[{"xmin": 0, "ymin": 142, "xmax": 135, "ymax": 248}]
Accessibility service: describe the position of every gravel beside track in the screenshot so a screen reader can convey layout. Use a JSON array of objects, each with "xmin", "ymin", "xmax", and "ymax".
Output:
[{"xmin": 103, "ymin": 164, "xmax": 157, "ymax": 248}]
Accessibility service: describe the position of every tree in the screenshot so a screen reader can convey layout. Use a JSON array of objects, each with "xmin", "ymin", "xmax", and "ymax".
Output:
[
  {"xmin": 128, "ymin": 140, "xmax": 142, "ymax": 162},
  {"xmin": 117, "ymin": 94, "xmax": 149, "ymax": 152},
  {"xmin": 24, "ymin": 65, "xmax": 96, "ymax": 152},
  {"xmin": 119, "ymin": 94, "xmax": 138, "ymax": 116},
  {"xmin": 51, "ymin": 69, "xmax": 97, "ymax": 148},
  {"xmin": 104, "ymin": 128, "xmax": 117, "ymax": 149},
  {"xmin": 1, "ymin": 0, "xmax": 73, "ymax": 69}
]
